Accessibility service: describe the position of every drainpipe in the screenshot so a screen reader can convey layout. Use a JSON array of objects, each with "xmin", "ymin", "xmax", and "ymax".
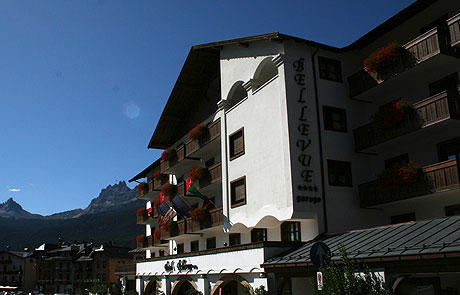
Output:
[
  {"xmin": 217, "ymin": 100, "xmax": 231, "ymax": 231},
  {"xmin": 311, "ymin": 48, "xmax": 328, "ymax": 234}
]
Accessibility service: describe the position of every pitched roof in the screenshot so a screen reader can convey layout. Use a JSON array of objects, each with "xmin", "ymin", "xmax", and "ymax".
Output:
[{"xmin": 263, "ymin": 215, "xmax": 460, "ymax": 267}]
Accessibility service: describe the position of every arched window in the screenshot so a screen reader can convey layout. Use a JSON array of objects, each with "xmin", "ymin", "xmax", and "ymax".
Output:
[
  {"xmin": 252, "ymin": 57, "xmax": 278, "ymax": 90},
  {"xmin": 226, "ymin": 81, "xmax": 247, "ymax": 108}
]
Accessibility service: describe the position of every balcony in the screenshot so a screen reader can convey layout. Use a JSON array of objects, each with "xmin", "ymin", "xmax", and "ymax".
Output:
[
  {"xmin": 160, "ymin": 143, "xmax": 200, "ymax": 176},
  {"xmin": 354, "ymin": 88, "xmax": 460, "ymax": 152},
  {"xmin": 137, "ymin": 213, "xmax": 158, "ymax": 226},
  {"xmin": 448, "ymin": 12, "xmax": 460, "ymax": 47},
  {"xmin": 348, "ymin": 25, "xmax": 460, "ymax": 100},
  {"xmin": 359, "ymin": 159, "xmax": 460, "ymax": 207},
  {"xmin": 137, "ymin": 180, "xmax": 160, "ymax": 201},
  {"xmin": 146, "ymin": 235, "xmax": 167, "ymax": 249},
  {"xmin": 185, "ymin": 119, "xmax": 221, "ymax": 158}
]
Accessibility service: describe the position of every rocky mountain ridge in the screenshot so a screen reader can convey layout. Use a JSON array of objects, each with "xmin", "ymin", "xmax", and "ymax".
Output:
[{"xmin": 0, "ymin": 181, "xmax": 138, "ymax": 219}]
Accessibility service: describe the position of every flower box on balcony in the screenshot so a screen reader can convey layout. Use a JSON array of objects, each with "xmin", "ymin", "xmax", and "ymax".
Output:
[
  {"xmin": 372, "ymin": 99, "xmax": 412, "ymax": 130},
  {"xmin": 189, "ymin": 123, "xmax": 209, "ymax": 141},
  {"xmin": 363, "ymin": 41, "xmax": 402, "ymax": 80},
  {"xmin": 153, "ymin": 171, "xmax": 168, "ymax": 190},
  {"xmin": 378, "ymin": 161, "xmax": 419, "ymax": 191},
  {"xmin": 136, "ymin": 208, "xmax": 148, "ymax": 224},
  {"xmin": 136, "ymin": 234, "xmax": 148, "ymax": 248},
  {"xmin": 191, "ymin": 207, "xmax": 212, "ymax": 229},
  {"xmin": 137, "ymin": 182, "xmax": 149, "ymax": 199},
  {"xmin": 161, "ymin": 183, "xmax": 177, "ymax": 197}
]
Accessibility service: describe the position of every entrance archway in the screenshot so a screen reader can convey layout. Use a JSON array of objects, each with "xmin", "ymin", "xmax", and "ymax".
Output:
[
  {"xmin": 212, "ymin": 275, "xmax": 253, "ymax": 295},
  {"xmin": 172, "ymin": 279, "xmax": 199, "ymax": 295},
  {"xmin": 144, "ymin": 280, "xmax": 158, "ymax": 295}
]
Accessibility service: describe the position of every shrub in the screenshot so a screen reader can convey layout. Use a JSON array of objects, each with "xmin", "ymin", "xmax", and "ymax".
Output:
[
  {"xmin": 161, "ymin": 183, "xmax": 177, "ymax": 197},
  {"xmin": 190, "ymin": 166, "xmax": 209, "ymax": 182},
  {"xmin": 363, "ymin": 41, "xmax": 401, "ymax": 75},
  {"xmin": 154, "ymin": 228, "xmax": 161, "ymax": 240},
  {"xmin": 378, "ymin": 161, "xmax": 418, "ymax": 191},
  {"xmin": 137, "ymin": 208, "xmax": 147, "ymax": 216},
  {"xmin": 136, "ymin": 234, "xmax": 146, "ymax": 243},
  {"xmin": 137, "ymin": 182, "xmax": 147, "ymax": 192},
  {"xmin": 189, "ymin": 123, "xmax": 208, "ymax": 141},
  {"xmin": 191, "ymin": 207, "xmax": 210, "ymax": 222},
  {"xmin": 161, "ymin": 147, "xmax": 177, "ymax": 161},
  {"xmin": 372, "ymin": 99, "xmax": 411, "ymax": 129},
  {"xmin": 153, "ymin": 170, "xmax": 162, "ymax": 181}
]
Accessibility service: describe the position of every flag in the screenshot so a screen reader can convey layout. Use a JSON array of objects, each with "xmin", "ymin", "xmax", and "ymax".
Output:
[
  {"xmin": 147, "ymin": 207, "xmax": 153, "ymax": 217},
  {"xmin": 160, "ymin": 192, "xmax": 167, "ymax": 203},
  {"xmin": 186, "ymin": 177, "xmax": 193, "ymax": 191},
  {"xmin": 172, "ymin": 195, "xmax": 191, "ymax": 218},
  {"xmin": 157, "ymin": 201, "xmax": 176, "ymax": 226}
]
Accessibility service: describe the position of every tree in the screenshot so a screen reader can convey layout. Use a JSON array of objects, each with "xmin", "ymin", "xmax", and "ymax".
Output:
[{"xmin": 315, "ymin": 247, "xmax": 390, "ymax": 295}]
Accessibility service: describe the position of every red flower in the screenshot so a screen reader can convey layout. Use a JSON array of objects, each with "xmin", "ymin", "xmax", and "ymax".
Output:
[
  {"xmin": 161, "ymin": 147, "xmax": 177, "ymax": 161},
  {"xmin": 372, "ymin": 99, "xmax": 411, "ymax": 129},
  {"xmin": 153, "ymin": 170, "xmax": 162, "ymax": 181},
  {"xmin": 189, "ymin": 123, "xmax": 208, "ymax": 141},
  {"xmin": 137, "ymin": 182, "xmax": 146, "ymax": 192},
  {"xmin": 137, "ymin": 208, "xmax": 147, "ymax": 216},
  {"xmin": 191, "ymin": 207, "xmax": 209, "ymax": 222},
  {"xmin": 190, "ymin": 166, "xmax": 209, "ymax": 182},
  {"xmin": 363, "ymin": 41, "xmax": 400, "ymax": 74},
  {"xmin": 136, "ymin": 234, "xmax": 146, "ymax": 243},
  {"xmin": 153, "ymin": 198, "xmax": 162, "ymax": 209},
  {"xmin": 154, "ymin": 229, "xmax": 161, "ymax": 240},
  {"xmin": 378, "ymin": 161, "xmax": 418, "ymax": 191},
  {"xmin": 161, "ymin": 183, "xmax": 177, "ymax": 197}
]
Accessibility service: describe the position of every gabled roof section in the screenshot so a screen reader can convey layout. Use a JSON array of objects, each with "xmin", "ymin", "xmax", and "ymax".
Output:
[
  {"xmin": 129, "ymin": 158, "xmax": 161, "ymax": 182},
  {"xmin": 263, "ymin": 215, "xmax": 460, "ymax": 267}
]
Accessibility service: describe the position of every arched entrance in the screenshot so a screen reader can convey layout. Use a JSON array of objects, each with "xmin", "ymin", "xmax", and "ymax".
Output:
[
  {"xmin": 144, "ymin": 280, "xmax": 158, "ymax": 295},
  {"xmin": 172, "ymin": 280, "xmax": 199, "ymax": 295},
  {"xmin": 212, "ymin": 275, "xmax": 253, "ymax": 295}
]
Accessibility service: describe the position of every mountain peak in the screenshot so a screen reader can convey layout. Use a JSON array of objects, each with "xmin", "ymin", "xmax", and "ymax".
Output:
[{"xmin": 0, "ymin": 198, "xmax": 41, "ymax": 219}]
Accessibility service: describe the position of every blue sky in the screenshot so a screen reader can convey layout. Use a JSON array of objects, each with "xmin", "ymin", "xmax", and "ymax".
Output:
[{"xmin": 0, "ymin": 0, "xmax": 415, "ymax": 215}]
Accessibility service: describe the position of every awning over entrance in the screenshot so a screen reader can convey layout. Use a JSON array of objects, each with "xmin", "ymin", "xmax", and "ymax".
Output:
[{"xmin": 263, "ymin": 215, "xmax": 460, "ymax": 268}]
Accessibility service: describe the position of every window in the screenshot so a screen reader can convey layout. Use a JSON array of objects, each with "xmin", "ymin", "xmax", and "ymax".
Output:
[
  {"xmin": 318, "ymin": 56, "xmax": 342, "ymax": 82},
  {"xmin": 390, "ymin": 213, "xmax": 415, "ymax": 224},
  {"xmin": 438, "ymin": 137, "xmax": 460, "ymax": 161},
  {"xmin": 445, "ymin": 204, "xmax": 460, "ymax": 216},
  {"xmin": 206, "ymin": 237, "xmax": 216, "ymax": 250},
  {"xmin": 229, "ymin": 233, "xmax": 241, "ymax": 246},
  {"xmin": 323, "ymin": 106, "xmax": 347, "ymax": 132},
  {"xmin": 97, "ymin": 261, "xmax": 100, "ymax": 269},
  {"xmin": 281, "ymin": 222, "xmax": 301, "ymax": 242},
  {"xmin": 229, "ymin": 128, "xmax": 245, "ymax": 160},
  {"xmin": 159, "ymin": 250, "xmax": 165, "ymax": 257},
  {"xmin": 231, "ymin": 176, "xmax": 246, "ymax": 207},
  {"xmin": 176, "ymin": 244, "xmax": 184, "ymax": 254},
  {"xmin": 327, "ymin": 160, "xmax": 352, "ymax": 187},
  {"xmin": 190, "ymin": 240, "xmax": 199, "ymax": 252},
  {"xmin": 102, "ymin": 274, "xmax": 106, "ymax": 281},
  {"xmin": 102, "ymin": 261, "xmax": 106, "ymax": 269},
  {"xmin": 251, "ymin": 228, "xmax": 267, "ymax": 242},
  {"xmin": 385, "ymin": 154, "xmax": 409, "ymax": 169}
]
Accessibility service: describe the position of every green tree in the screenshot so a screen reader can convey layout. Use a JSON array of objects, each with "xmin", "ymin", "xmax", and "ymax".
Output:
[{"xmin": 315, "ymin": 247, "xmax": 390, "ymax": 295}]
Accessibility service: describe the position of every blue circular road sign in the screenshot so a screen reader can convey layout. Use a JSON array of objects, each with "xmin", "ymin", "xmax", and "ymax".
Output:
[{"xmin": 310, "ymin": 242, "xmax": 331, "ymax": 267}]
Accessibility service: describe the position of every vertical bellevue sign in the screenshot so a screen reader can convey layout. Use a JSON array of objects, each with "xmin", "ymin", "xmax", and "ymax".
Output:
[{"xmin": 292, "ymin": 57, "xmax": 321, "ymax": 205}]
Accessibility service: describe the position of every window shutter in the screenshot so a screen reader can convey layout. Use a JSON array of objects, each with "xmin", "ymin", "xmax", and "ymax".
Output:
[
  {"xmin": 233, "ymin": 135, "xmax": 243, "ymax": 155},
  {"xmin": 234, "ymin": 182, "xmax": 245, "ymax": 201}
]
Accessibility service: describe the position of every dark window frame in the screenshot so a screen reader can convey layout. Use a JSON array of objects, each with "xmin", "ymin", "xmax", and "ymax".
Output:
[
  {"xmin": 229, "ymin": 233, "xmax": 241, "ymax": 246},
  {"xmin": 230, "ymin": 176, "xmax": 247, "ymax": 208},
  {"xmin": 390, "ymin": 212, "xmax": 416, "ymax": 224},
  {"xmin": 251, "ymin": 228, "xmax": 267, "ymax": 243},
  {"xmin": 323, "ymin": 106, "xmax": 348, "ymax": 133},
  {"xmin": 327, "ymin": 160, "xmax": 353, "ymax": 187},
  {"xmin": 190, "ymin": 240, "xmax": 199, "ymax": 252},
  {"xmin": 384, "ymin": 154, "xmax": 409, "ymax": 169},
  {"xmin": 176, "ymin": 243, "xmax": 184, "ymax": 254},
  {"xmin": 445, "ymin": 204, "xmax": 460, "ymax": 216},
  {"xmin": 281, "ymin": 222, "xmax": 301, "ymax": 242},
  {"xmin": 229, "ymin": 127, "xmax": 245, "ymax": 161},
  {"xmin": 206, "ymin": 237, "xmax": 216, "ymax": 250},
  {"xmin": 318, "ymin": 56, "xmax": 343, "ymax": 82}
]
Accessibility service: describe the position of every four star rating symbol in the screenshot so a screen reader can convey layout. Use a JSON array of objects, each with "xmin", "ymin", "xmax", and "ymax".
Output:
[{"xmin": 297, "ymin": 185, "xmax": 319, "ymax": 192}]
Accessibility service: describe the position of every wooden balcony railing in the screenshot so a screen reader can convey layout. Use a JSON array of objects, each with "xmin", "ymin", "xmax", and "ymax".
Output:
[
  {"xmin": 348, "ymin": 25, "xmax": 457, "ymax": 98},
  {"xmin": 161, "ymin": 144, "xmax": 186, "ymax": 172},
  {"xmin": 146, "ymin": 235, "xmax": 163, "ymax": 247},
  {"xmin": 114, "ymin": 263, "xmax": 136, "ymax": 274},
  {"xmin": 136, "ymin": 239, "xmax": 148, "ymax": 249},
  {"xmin": 448, "ymin": 12, "xmax": 460, "ymax": 47},
  {"xmin": 359, "ymin": 159, "xmax": 460, "ymax": 207},
  {"xmin": 188, "ymin": 207, "xmax": 224, "ymax": 232},
  {"xmin": 186, "ymin": 119, "xmax": 221, "ymax": 157},
  {"xmin": 354, "ymin": 89, "xmax": 460, "ymax": 151},
  {"xmin": 153, "ymin": 173, "xmax": 168, "ymax": 190},
  {"xmin": 194, "ymin": 162, "xmax": 222, "ymax": 190},
  {"xmin": 137, "ymin": 180, "xmax": 161, "ymax": 200}
]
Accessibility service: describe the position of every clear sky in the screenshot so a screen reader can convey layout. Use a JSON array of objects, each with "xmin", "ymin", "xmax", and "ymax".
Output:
[{"xmin": 0, "ymin": 0, "xmax": 415, "ymax": 215}]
